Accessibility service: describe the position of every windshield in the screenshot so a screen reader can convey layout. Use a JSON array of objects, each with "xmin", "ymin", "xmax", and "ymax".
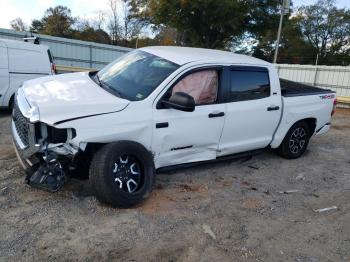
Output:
[{"xmin": 97, "ymin": 50, "xmax": 179, "ymax": 101}]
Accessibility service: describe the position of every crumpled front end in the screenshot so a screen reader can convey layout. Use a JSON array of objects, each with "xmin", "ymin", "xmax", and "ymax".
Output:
[
  {"xmin": 11, "ymin": 88, "xmax": 78, "ymax": 191},
  {"xmin": 12, "ymin": 88, "xmax": 41, "ymax": 171}
]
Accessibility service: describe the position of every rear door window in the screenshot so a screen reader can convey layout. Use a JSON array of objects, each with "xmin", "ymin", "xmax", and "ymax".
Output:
[{"xmin": 228, "ymin": 67, "xmax": 270, "ymax": 102}]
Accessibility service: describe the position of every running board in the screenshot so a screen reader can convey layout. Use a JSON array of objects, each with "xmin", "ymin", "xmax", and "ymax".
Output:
[{"xmin": 156, "ymin": 149, "xmax": 264, "ymax": 173}]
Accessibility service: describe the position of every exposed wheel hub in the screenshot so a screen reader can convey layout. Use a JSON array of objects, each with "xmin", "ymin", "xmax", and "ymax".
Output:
[{"xmin": 112, "ymin": 155, "xmax": 142, "ymax": 193}]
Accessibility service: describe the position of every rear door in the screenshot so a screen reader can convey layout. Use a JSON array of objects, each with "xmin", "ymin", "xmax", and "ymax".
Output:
[
  {"xmin": 0, "ymin": 43, "xmax": 9, "ymax": 107},
  {"xmin": 218, "ymin": 66, "xmax": 281, "ymax": 156}
]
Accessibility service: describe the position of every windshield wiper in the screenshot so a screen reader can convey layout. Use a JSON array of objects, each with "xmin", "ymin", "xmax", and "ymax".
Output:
[
  {"xmin": 95, "ymin": 73, "xmax": 103, "ymax": 87},
  {"xmin": 100, "ymin": 80, "xmax": 124, "ymax": 99},
  {"xmin": 92, "ymin": 72, "xmax": 125, "ymax": 99}
]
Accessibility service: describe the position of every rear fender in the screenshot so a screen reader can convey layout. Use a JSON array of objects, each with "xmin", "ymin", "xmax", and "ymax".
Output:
[{"xmin": 270, "ymin": 117, "xmax": 317, "ymax": 148}]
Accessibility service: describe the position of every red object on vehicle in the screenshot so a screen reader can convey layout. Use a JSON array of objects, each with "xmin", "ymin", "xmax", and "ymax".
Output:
[
  {"xmin": 47, "ymin": 50, "xmax": 56, "ymax": 74},
  {"xmin": 51, "ymin": 63, "xmax": 57, "ymax": 74},
  {"xmin": 331, "ymin": 98, "xmax": 337, "ymax": 116}
]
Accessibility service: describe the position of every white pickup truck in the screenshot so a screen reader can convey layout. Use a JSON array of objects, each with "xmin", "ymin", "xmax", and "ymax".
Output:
[{"xmin": 11, "ymin": 47, "xmax": 337, "ymax": 207}]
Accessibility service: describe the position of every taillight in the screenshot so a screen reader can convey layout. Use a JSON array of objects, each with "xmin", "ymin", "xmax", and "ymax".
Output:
[
  {"xmin": 51, "ymin": 63, "xmax": 57, "ymax": 74},
  {"xmin": 331, "ymin": 98, "xmax": 337, "ymax": 116}
]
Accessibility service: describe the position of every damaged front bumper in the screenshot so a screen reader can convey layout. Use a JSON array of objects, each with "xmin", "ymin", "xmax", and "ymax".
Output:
[
  {"xmin": 12, "ymin": 121, "xmax": 78, "ymax": 171},
  {"xmin": 11, "ymin": 89, "xmax": 81, "ymax": 192},
  {"xmin": 12, "ymin": 117, "xmax": 79, "ymax": 192},
  {"xmin": 11, "ymin": 115, "xmax": 78, "ymax": 174},
  {"xmin": 11, "ymin": 117, "xmax": 40, "ymax": 172}
]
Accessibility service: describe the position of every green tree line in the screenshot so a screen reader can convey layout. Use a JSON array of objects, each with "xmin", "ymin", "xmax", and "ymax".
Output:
[{"xmin": 9, "ymin": 0, "xmax": 350, "ymax": 65}]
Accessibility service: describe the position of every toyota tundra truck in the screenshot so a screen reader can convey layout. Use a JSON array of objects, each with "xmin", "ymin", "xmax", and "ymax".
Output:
[{"xmin": 11, "ymin": 46, "xmax": 337, "ymax": 207}]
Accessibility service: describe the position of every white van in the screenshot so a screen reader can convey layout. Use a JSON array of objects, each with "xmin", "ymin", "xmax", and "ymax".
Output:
[{"xmin": 0, "ymin": 38, "xmax": 55, "ymax": 109}]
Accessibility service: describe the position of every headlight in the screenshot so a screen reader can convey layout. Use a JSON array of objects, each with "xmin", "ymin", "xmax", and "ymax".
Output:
[
  {"xmin": 28, "ymin": 106, "xmax": 40, "ymax": 123},
  {"xmin": 15, "ymin": 87, "xmax": 40, "ymax": 123}
]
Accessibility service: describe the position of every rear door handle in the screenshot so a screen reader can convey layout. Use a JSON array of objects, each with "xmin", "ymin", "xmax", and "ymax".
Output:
[
  {"xmin": 208, "ymin": 112, "xmax": 225, "ymax": 118},
  {"xmin": 156, "ymin": 122, "xmax": 169, "ymax": 129},
  {"xmin": 267, "ymin": 106, "xmax": 280, "ymax": 111}
]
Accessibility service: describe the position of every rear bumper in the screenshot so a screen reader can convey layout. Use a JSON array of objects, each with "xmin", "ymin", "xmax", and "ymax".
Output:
[{"xmin": 316, "ymin": 123, "xmax": 331, "ymax": 135}]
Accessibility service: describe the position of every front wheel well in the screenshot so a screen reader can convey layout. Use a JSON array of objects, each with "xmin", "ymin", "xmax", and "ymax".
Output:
[
  {"xmin": 71, "ymin": 142, "xmax": 107, "ymax": 179},
  {"xmin": 84, "ymin": 142, "xmax": 107, "ymax": 155},
  {"xmin": 8, "ymin": 94, "xmax": 15, "ymax": 111},
  {"xmin": 72, "ymin": 141, "xmax": 152, "ymax": 179}
]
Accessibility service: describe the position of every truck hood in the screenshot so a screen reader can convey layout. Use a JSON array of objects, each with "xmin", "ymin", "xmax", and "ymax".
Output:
[{"xmin": 22, "ymin": 72, "xmax": 129, "ymax": 125}]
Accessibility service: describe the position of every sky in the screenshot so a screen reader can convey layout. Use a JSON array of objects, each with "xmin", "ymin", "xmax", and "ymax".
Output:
[{"xmin": 0, "ymin": 0, "xmax": 349, "ymax": 30}]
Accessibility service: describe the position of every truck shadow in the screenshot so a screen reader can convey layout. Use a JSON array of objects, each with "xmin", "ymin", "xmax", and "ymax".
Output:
[
  {"xmin": 0, "ymin": 110, "xmax": 12, "ymax": 116},
  {"xmin": 156, "ymin": 148, "xmax": 277, "ymax": 176},
  {"xmin": 64, "ymin": 148, "xmax": 281, "ymax": 201}
]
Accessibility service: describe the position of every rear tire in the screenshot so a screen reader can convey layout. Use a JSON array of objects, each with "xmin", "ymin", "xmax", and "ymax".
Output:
[
  {"xmin": 89, "ymin": 141, "xmax": 155, "ymax": 208},
  {"xmin": 277, "ymin": 121, "xmax": 310, "ymax": 159}
]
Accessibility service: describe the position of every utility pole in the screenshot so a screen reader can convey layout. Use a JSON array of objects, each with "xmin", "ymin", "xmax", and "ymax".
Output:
[
  {"xmin": 273, "ymin": 0, "xmax": 290, "ymax": 64},
  {"xmin": 315, "ymin": 53, "xmax": 319, "ymax": 66},
  {"xmin": 313, "ymin": 53, "xmax": 319, "ymax": 86}
]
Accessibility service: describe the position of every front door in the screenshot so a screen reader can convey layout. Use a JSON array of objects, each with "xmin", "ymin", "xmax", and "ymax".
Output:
[{"xmin": 152, "ymin": 68, "xmax": 226, "ymax": 168}]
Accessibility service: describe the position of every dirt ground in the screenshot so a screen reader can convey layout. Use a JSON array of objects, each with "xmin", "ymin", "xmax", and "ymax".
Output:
[{"xmin": 0, "ymin": 109, "xmax": 349, "ymax": 262}]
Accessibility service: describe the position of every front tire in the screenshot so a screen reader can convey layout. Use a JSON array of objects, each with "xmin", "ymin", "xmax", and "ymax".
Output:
[
  {"xmin": 277, "ymin": 121, "xmax": 310, "ymax": 159},
  {"xmin": 8, "ymin": 95, "xmax": 14, "ymax": 112},
  {"xmin": 89, "ymin": 141, "xmax": 155, "ymax": 208}
]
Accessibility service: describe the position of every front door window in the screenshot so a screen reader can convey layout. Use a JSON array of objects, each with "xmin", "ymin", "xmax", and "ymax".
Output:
[{"xmin": 172, "ymin": 70, "xmax": 218, "ymax": 105}]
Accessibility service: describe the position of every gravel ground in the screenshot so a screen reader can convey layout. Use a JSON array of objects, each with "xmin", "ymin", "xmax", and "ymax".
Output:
[{"xmin": 0, "ymin": 109, "xmax": 349, "ymax": 262}]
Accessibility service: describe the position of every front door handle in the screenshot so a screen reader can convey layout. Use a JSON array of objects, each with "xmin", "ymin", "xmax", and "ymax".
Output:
[
  {"xmin": 209, "ymin": 112, "xmax": 225, "ymax": 118},
  {"xmin": 267, "ymin": 106, "xmax": 280, "ymax": 111}
]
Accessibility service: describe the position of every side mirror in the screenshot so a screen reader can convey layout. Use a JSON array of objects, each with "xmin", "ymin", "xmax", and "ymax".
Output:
[{"xmin": 162, "ymin": 92, "xmax": 195, "ymax": 112}]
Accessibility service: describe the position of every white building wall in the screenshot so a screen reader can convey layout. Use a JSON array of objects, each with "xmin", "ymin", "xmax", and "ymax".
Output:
[{"xmin": 0, "ymin": 28, "xmax": 132, "ymax": 69}]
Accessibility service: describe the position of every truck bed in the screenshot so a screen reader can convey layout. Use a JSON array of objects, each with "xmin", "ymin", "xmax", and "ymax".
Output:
[{"xmin": 280, "ymin": 79, "xmax": 334, "ymax": 97}]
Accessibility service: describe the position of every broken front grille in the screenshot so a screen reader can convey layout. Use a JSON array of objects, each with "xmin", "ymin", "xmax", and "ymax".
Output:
[{"xmin": 13, "ymin": 101, "xmax": 30, "ymax": 147}]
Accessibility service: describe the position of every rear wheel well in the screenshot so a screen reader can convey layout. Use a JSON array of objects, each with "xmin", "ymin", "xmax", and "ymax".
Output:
[
  {"xmin": 299, "ymin": 118, "xmax": 316, "ymax": 136},
  {"xmin": 272, "ymin": 118, "xmax": 316, "ymax": 149}
]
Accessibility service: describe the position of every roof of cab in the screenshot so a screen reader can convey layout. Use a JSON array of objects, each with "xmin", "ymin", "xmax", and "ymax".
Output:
[
  {"xmin": 0, "ymin": 38, "xmax": 49, "ymax": 51},
  {"xmin": 140, "ymin": 46, "xmax": 271, "ymax": 66}
]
